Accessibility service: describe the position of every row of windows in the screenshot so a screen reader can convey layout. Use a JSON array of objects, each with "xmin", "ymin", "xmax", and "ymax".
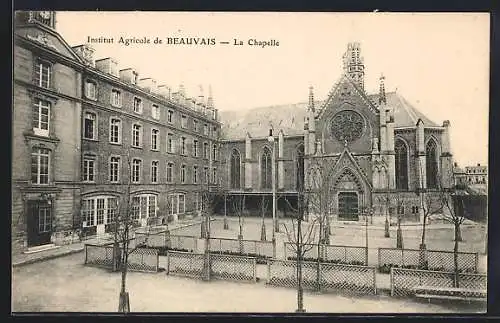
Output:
[
  {"xmin": 31, "ymin": 60, "xmax": 218, "ymax": 138},
  {"xmin": 82, "ymin": 155, "xmax": 216, "ymax": 185},
  {"xmin": 83, "ymin": 112, "xmax": 217, "ymax": 159},
  {"xmin": 85, "ymin": 80, "xmax": 218, "ymax": 136},
  {"xmin": 81, "ymin": 193, "xmax": 202, "ymax": 227}
]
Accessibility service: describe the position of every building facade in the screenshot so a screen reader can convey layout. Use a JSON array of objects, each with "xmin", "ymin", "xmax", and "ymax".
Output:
[
  {"xmin": 219, "ymin": 42, "xmax": 454, "ymax": 221},
  {"xmin": 13, "ymin": 11, "xmax": 221, "ymax": 254}
]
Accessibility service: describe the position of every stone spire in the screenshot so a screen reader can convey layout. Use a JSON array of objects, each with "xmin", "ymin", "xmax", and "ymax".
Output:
[
  {"xmin": 197, "ymin": 85, "xmax": 205, "ymax": 105},
  {"xmin": 179, "ymin": 83, "xmax": 186, "ymax": 97},
  {"xmin": 308, "ymin": 86, "xmax": 315, "ymax": 112},
  {"xmin": 379, "ymin": 74, "xmax": 386, "ymax": 105},
  {"xmin": 342, "ymin": 42, "xmax": 365, "ymax": 90}
]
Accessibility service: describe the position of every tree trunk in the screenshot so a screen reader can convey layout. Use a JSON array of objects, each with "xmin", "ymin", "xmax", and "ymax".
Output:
[
  {"xmin": 384, "ymin": 215, "xmax": 390, "ymax": 238},
  {"xmin": 118, "ymin": 248, "xmax": 130, "ymax": 313},
  {"xmin": 296, "ymin": 218, "xmax": 305, "ymax": 313}
]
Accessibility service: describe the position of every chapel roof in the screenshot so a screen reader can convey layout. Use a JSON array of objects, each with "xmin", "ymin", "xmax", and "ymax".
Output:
[{"xmin": 219, "ymin": 92, "xmax": 439, "ymax": 140}]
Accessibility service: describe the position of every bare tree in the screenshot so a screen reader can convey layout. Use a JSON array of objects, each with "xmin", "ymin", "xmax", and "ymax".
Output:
[
  {"xmin": 436, "ymin": 170, "xmax": 466, "ymax": 287},
  {"xmin": 112, "ymin": 152, "xmax": 154, "ymax": 313},
  {"xmin": 282, "ymin": 192, "xmax": 318, "ymax": 312}
]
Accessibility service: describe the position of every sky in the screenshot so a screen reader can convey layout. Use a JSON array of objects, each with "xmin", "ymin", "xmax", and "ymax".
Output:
[{"xmin": 55, "ymin": 11, "xmax": 489, "ymax": 167}]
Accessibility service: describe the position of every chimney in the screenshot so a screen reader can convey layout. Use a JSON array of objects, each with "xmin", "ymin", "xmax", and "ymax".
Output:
[
  {"xmin": 138, "ymin": 78, "xmax": 157, "ymax": 92},
  {"xmin": 207, "ymin": 85, "xmax": 214, "ymax": 109},
  {"xmin": 72, "ymin": 44, "xmax": 95, "ymax": 67},
  {"xmin": 95, "ymin": 57, "xmax": 119, "ymax": 77},
  {"xmin": 119, "ymin": 68, "xmax": 139, "ymax": 85},
  {"xmin": 157, "ymin": 85, "xmax": 171, "ymax": 99}
]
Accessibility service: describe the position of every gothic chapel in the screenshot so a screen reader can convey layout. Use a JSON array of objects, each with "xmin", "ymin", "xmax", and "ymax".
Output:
[{"xmin": 220, "ymin": 42, "xmax": 454, "ymax": 221}]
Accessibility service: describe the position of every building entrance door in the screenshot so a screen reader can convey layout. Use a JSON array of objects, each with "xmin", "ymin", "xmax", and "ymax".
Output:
[
  {"xmin": 27, "ymin": 200, "xmax": 52, "ymax": 247},
  {"xmin": 338, "ymin": 192, "xmax": 359, "ymax": 221}
]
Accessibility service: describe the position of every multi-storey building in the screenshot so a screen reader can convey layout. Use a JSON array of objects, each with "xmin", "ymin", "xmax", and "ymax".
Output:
[
  {"xmin": 13, "ymin": 11, "xmax": 84, "ymax": 253},
  {"xmin": 453, "ymin": 162, "xmax": 487, "ymax": 194},
  {"xmin": 13, "ymin": 11, "xmax": 221, "ymax": 254},
  {"xmin": 218, "ymin": 42, "xmax": 454, "ymax": 221}
]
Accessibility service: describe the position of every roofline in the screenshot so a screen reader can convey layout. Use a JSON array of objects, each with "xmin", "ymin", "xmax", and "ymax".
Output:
[{"xmin": 221, "ymin": 134, "xmax": 304, "ymax": 143}]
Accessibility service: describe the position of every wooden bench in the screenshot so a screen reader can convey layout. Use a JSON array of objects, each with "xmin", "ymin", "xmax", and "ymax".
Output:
[{"xmin": 413, "ymin": 286, "xmax": 487, "ymax": 303}]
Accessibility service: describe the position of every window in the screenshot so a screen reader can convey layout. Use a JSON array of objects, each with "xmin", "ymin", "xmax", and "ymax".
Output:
[
  {"xmin": 132, "ymin": 124, "xmax": 142, "ymax": 147},
  {"xmin": 152, "ymin": 104, "xmax": 160, "ymax": 119},
  {"xmin": 213, "ymin": 126, "xmax": 218, "ymax": 138},
  {"xmin": 178, "ymin": 194, "xmax": 185, "ymax": 214},
  {"xmin": 133, "ymin": 97, "xmax": 143, "ymax": 113},
  {"xmin": 397, "ymin": 205, "xmax": 405, "ymax": 215},
  {"xmin": 31, "ymin": 147, "xmax": 50, "ymax": 184},
  {"xmin": 181, "ymin": 115, "xmax": 188, "ymax": 128},
  {"xmin": 151, "ymin": 128, "xmax": 159, "ymax": 151},
  {"xmin": 212, "ymin": 168, "xmax": 217, "ymax": 184},
  {"xmin": 204, "ymin": 167, "xmax": 209, "ymax": 184},
  {"xmin": 131, "ymin": 159, "xmax": 141, "ymax": 183},
  {"xmin": 167, "ymin": 133, "xmax": 175, "ymax": 153},
  {"xmin": 84, "ymin": 112, "xmax": 97, "ymax": 140},
  {"xmin": 411, "ymin": 206, "xmax": 419, "ymax": 214},
  {"xmin": 166, "ymin": 162, "xmax": 174, "ymax": 183},
  {"xmin": 130, "ymin": 194, "xmax": 157, "ymax": 220},
  {"xmin": 193, "ymin": 166, "xmax": 198, "ymax": 184},
  {"xmin": 230, "ymin": 149, "xmax": 241, "ymax": 189},
  {"xmin": 109, "ymin": 156, "xmax": 120, "ymax": 182},
  {"xmin": 167, "ymin": 109, "xmax": 173, "ymax": 123},
  {"xmin": 32, "ymin": 99, "xmax": 50, "ymax": 137},
  {"xmin": 180, "ymin": 164, "xmax": 186, "ymax": 183},
  {"xmin": 204, "ymin": 124, "xmax": 208, "ymax": 136},
  {"xmin": 85, "ymin": 81, "xmax": 97, "ymax": 100},
  {"xmin": 180, "ymin": 137, "xmax": 186, "ymax": 155},
  {"xmin": 109, "ymin": 118, "xmax": 121, "ymax": 144},
  {"xmin": 111, "ymin": 89, "xmax": 121, "ymax": 107},
  {"xmin": 193, "ymin": 120, "xmax": 199, "ymax": 132},
  {"xmin": 34, "ymin": 60, "xmax": 51, "ymax": 88},
  {"xmin": 395, "ymin": 139, "xmax": 409, "ymax": 190},
  {"xmin": 83, "ymin": 156, "xmax": 96, "ymax": 182},
  {"xmin": 212, "ymin": 144, "xmax": 218, "ymax": 161},
  {"xmin": 96, "ymin": 198, "xmax": 105, "ymax": 225},
  {"xmin": 203, "ymin": 142, "xmax": 209, "ymax": 159},
  {"xmin": 82, "ymin": 196, "xmax": 119, "ymax": 227},
  {"xmin": 296, "ymin": 145, "xmax": 305, "ymax": 190},
  {"xmin": 38, "ymin": 207, "xmax": 52, "ymax": 233},
  {"xmin": 150, "ymin": 161, "xmax": 158, "ymax": 183},
  {"xmin": 193, "ymin": 139, "xmax": 199, "ymax": 157},
  {"xmin": 426, "ymin": 139, "xmax": 439, "ymax": 189},
  {"xmin": 261, "ymin": 147, "xmax": 272, "ymax": 189}
]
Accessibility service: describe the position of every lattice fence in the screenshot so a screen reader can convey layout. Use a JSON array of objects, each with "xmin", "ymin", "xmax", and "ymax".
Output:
[
  {"xmin": 209, "ymin": 238, "xmax": 274, "ymax": 259},
  {"xmin": 170, "ymin": 235, "xmax": 198, "ymax": 252},
  {"xmin": 390, "ymin": 268, "xmax": 487, "ymax": 297},
  {"xmin": 210, "ymin": 254, "xmax": 257, "ymax": 282},
  {"xmin": 134, "ymin": 231, "xmax": 198, "ymax": 252},
  {"xmin": 166, "ymin": 251, "xmax": 205, "ymax": 278},
  {"xmin": 284, "ymin": 242, "xmax": 367, "ymax": 265},
  {"xmin": 84, "ymin": 244, "xmax": 114, "ymax": 269},
  {"xmin": 378, "ymin": 248, "xmax": 478, "ymax": 272},
  {"xmin": 84, "ymin": 244, "xmax": 159, "ymax": 272},
  {"xmin": 321, "ymin": 263, "xmax": 377, "ymax": 295},
  {"xmin": 267, "ymin": 259, "xmax": 377, "ymax": 295},
  {"xmin": 127, "ymin": 248, "xmax": 159, "ymax": 272}
]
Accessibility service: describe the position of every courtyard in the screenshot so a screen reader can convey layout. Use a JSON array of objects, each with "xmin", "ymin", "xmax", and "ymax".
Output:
[
  {"xmin": 12, "ymin": 216, "xmax": 487, "ymax": 313},
  {"xmin": 12, "ymin": 252, "xmax": 485, "ymax": 313}
]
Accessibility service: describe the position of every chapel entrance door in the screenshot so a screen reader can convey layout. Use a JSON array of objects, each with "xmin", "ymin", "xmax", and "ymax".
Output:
[{"xmin": 338, "ymin": 192, "xmax": 359, "ymax": 221}]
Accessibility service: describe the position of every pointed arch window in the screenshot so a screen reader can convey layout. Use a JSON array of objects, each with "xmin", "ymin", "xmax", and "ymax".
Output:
[
  {"xmin": 296, "ymin": 144, "xmax": 305, "ymax": 190},
  {"xmin": 261, "ymin": 147, "xmax": 272, "ymax": 189},
  {"xmin": 395, "ymin": 139, "xmax": 408, "ymax": 190},
  {"xmin": 426, "ymin": 139, "xmax": 439, "ymax": 189},
  {"xmin": 230, "ymin": 149, "xmax": 241, "ymax": 189}
]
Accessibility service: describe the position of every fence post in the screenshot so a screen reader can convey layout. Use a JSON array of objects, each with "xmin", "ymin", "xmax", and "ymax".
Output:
[
  {"xmin": 155, "ymin": 250, "xmax": 159, "ymax": 272},
  {"xmin": 344, "ymin": 247, "xmax": 347, "ymax": 264},
  {"xmin": 475, "ymin": 252, "xmax": 479, "ymax": 273},
  {"xmin": 267, "ymin": 260, "xmax": 271, "ymax": 284},
  {"xmin": 166, "ymin": 251, "xmax": 170, "ymax": 275},
  {"xmin": 373, "ymin": 267, "xmax": 377, "ymax": 295},
  {"xmin": 317, "ymin": 262, "xmax": 322, "ymax": 292},
  {"xmin": 401, "ymin": 248, "xmax": 405, "ymax": 267},
  {"xmin": 253, "ymin": 258, "xmax": 257, "ymax": 283},
  {"xmin": 84, "ymin": 244, "xmax": 88, "ymax": 264},
  {"xmin": 377, "ymin": 248, "xmax": 381, "ymax": 269},
  {"xmin": 283, "ymin": 242, "xmax": 287, "ymax": 260},
  {"xmin": 390, "ymin": 267, "xmax": 394, "ymax": 296}
]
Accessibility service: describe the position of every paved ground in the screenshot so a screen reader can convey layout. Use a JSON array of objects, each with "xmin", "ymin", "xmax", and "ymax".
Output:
[{"xmin": 12, "ymin": 252, "xmax": 485, "ymax": 313}]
